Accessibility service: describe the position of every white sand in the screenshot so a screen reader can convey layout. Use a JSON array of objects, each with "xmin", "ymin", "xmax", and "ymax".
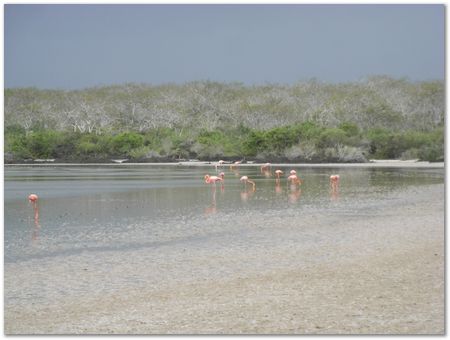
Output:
[{"xmin": 4, "ymin": 182, "xmax": 444, "ymax": 334}]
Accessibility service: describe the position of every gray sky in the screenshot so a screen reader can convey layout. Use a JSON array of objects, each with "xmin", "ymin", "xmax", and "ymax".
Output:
[{"xmin": 4, "ymin": 4, "xmax": 445, "ymax": 90}]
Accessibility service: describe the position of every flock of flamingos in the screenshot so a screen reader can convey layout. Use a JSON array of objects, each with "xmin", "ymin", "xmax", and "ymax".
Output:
[
  {"xmin": 26, "ymin": 162, "xmax": 340, "ymax": 229},
  {"xmin": 204, "ymin": 160, "xmax": 340, "ymax": 192},
  {"xmin": 203, "ymin": 161, "xmax": 340, "ymax": 213}
]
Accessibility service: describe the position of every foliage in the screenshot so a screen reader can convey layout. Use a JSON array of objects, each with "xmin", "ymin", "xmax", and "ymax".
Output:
[{"xmin": 4, "ymin": 77, "xmax": 444, "ymax": 163}]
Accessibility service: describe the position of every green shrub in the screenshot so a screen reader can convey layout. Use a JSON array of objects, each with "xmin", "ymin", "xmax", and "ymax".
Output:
[
  {"xmin": 111, "ymin": 132, "xmax": 144, "ymax": 156},
  {"xmin": 26, "ymin": 130, "xmax": 64, "ymax": 158},
  {"xmin": 317, "ymin": 128, "xmax": 348, "ymax": 148},
  {"xmin": 294, "ymin": 121, "xmax": 324, "ymax": 141},
  {"xmin": 339, "ymin": 122, "xmax": 360, "ymax": 137}
]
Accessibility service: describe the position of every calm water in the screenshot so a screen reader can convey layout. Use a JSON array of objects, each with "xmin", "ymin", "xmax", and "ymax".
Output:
[{"xmin": 4, "ymin": 165, "xmax": 444, "ymax": 263}]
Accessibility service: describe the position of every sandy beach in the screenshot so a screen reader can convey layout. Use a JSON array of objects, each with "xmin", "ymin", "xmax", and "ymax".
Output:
[{"xmin": 4, "ymin": 177, "xmax": 444, "ymax": 334}]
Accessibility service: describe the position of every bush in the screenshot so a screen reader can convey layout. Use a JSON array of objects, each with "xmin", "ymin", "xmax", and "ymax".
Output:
[
  {"xmin": 418, "ymin": 145, "xmax": 444, "ymax": 162},
  {"xmin": 317, "ymin": 128, "xmax": 348, "ymax": 148},
  {"xmin": 294, "ymin": 121, "xmax": 324, "ymax": 141},
  {"xmin": 111, "ymin": 132, "xmax": 144, "ymax": 156},
  {"xmin": 335, "ymin": 144, "xmax": 367, "ymax": 162},
  {"xmin": 339, "ymin": 122, "xmax": 360, "ymax": 137},
  {"xmin": 129, "ymin": 146, "xmax": 153, "ymax": 160},
  {"xmin": 5, "ymin": 126, "xmax": 31, "ymax": 159},
  {"xmin": 284, "ymin": 142, "xmax": 318, "ymax": 161},
  {"xmin": 26, "ymin": 130, "xmax": 64, "ymax": 158}
]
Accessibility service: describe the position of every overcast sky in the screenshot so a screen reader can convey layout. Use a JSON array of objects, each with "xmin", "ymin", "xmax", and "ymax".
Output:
[{"xmin": 4, "ymin": 4, "xmax": 445, "ymax": 90}]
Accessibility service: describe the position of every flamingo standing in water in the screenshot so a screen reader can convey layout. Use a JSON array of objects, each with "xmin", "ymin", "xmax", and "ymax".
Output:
[
  {"xmin": 261, "ymin": 162, "xmax": 272, "ymax": 177},
  {"xmin": 330, "ymin": 174, "xmax": 340, "ymax": 193},
  {"xmin": 230, "ymin": 160, "xmax": 242, "ymax": 170},
  {"xmin": 28, "ymin": 194, "xmax": 40, "ymax": 228},
  {"xmin": 274, "ymin": 169, "xmax": 284, "ymax": 193},
  {"xmin": 240, "ymin": 175, "xmax": 256, "ymax": 191},
  {"xmin": 214, "ymin": 160, "xmax": 225, "ymax": 171},
  {"xmin": 275, "ymin": 169, "xmax": 284, "ymax": 179},
  {"xmin": 204, "ymin": 173, "xmax": 224, "ymax": 190},
  {"xmin": 261, "ymin": 162, "xmax": 271, "ymax": 172},
  {"xmin": 287, "ymin": 173, "xmax": 302, "ymax": 186},
  {"xmin": 28, "ymin": 194, "xmax": 40, "ymax": 243}
]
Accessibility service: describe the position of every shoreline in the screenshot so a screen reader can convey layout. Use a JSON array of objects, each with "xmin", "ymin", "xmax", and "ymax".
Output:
[{"xmin": 4, "ymin": 160, "xmax": 445, "ymax": 168}]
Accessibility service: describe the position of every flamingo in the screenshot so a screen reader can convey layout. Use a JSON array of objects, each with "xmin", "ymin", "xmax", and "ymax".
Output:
[
  {"xmin": 275, "ymin": 169, "xmax": 284, "ymax": 179},
  {"xmin": 287, "ymin": 174, "xmax": 302, "ymax": 186},
  {"xmin": 204, "ymin": 174, "xmax": 223, "ymax": 184},
  {"xmin": 289, "ymin": 169, "xmax": 297, "ymax": 175},
  {"xmin": 28, "ymin": 194, "xmax": 39, "ymax": 226},
  {"xmin": 204, "ymin": 173, "xmax": 224, "ymax": 191},
  {"xmin": 240, "ymin": 175, "xmax": 256, "ymax": 191},
  {"xmin": 214, "ymin": 160, "xmax": 225, "ymax": 171},
  {"xmin": 274, "ymin": 169, "xmax": 284, "ymax": 189},
  {"xmin": 261, "ymin": 162, "xmax": 271, "ymax": 172},
  {"xmin": 230, "ymin": 160, "xmax": 242, "ymax": 170},
  {"xmin": 330, "ymin": 174, "xmax": 340, "ymax": 191}
]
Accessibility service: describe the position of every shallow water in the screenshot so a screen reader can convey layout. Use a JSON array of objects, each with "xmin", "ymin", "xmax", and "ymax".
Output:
[{"xmin": 4, "ymin": 164, "xmax": 444, "ymax": 264}]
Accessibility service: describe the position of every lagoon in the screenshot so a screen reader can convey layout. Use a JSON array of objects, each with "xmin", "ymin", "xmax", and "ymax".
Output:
[{"xmin": 4, "ymin": 164, "xmax": 445, "ymax": 334}]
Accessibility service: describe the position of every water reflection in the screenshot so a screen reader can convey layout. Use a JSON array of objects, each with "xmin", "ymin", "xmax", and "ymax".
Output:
[
  {"xmin": 275, "ymin": 179, "xmax": 283, "ymax": 195},
  {"xmin": 230, "ymin": 168, "xmax": 240, "ymax": 177},
  {"xmin": 204, "ymin": 189, "xmax": 218, "ymax": 215},
  {"xmin": 288, "ymin": 186, "xmax": 302, "ymax": 203},
  {"xmin": 240, "ymin": 187, "xmax": 255, "ymax": 202}
]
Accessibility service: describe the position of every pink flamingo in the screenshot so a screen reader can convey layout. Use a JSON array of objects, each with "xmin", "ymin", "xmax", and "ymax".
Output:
[
  {"xmin": 275, "ymin": 169, "xmax": 284, "ymax": 179},
  {"xmin": 260, "ymin": 162, "xmax": 271, "ymax": 172},
  {"xmin": 204, "ymin": 173, "xmax": 224, "ymax": 183},
  {"xmin": 230, "ymin": 160, "xmax": 242, "ymax": 170},
  {"xmin": 204, "ymin": 173, "xmax": 224, "ymax": 187},
  {"xmin": 214, "ymin": 160, "xmax": 225, "ymax": 171},
  {"xmin": 261, "ymin": 162, "xmax": 272, "ymax": 177},
  {"xmin": 240, "ymin": 175, "xmax": 256, "ymax": 191},
  {"xmin": 289, "ymin": 169, "xmax": 297, "ymax": 175},
  {"xmin": 28, "ymin": 194, "xmax": 39, "ymax": 226},
  {"xmin": 330, "ymin": 174, "xmax": 340, "ymax": 192},
  {"xmin": 287, "ymin": 174, "xmax": 302, "ymax": 186},
  {"xmin": 275, "ymin": 169, "xmax": 284, "ymax": 190}
]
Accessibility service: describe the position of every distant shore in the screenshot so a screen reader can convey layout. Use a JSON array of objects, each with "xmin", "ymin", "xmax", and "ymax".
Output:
[{"xmin": 4, "ymin": 160, "xmax": 445, "ymax": 168}]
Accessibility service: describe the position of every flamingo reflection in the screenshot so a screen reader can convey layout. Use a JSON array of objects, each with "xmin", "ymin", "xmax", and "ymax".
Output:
[
  {"xmin": 205, "ymin": 188, "xmax": 218, "ymax": 215},
  {"xmin": 240, "ymin": 176, "xmax": 256, "ymax": 191},
  {"xmin": 288, "ymin": 187, "xmax": 302, "ymax": 203}
]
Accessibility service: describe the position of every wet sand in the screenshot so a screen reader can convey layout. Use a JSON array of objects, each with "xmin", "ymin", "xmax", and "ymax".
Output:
[{"xmin": 4, "ymin": 183, "xmax": 444, "ymax": 334}]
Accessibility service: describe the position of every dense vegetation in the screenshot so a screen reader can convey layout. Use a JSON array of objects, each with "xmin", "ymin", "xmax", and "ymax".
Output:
[{"xmin": 4, "ymin": 76, "xmax": 444, "ymax": 163}]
